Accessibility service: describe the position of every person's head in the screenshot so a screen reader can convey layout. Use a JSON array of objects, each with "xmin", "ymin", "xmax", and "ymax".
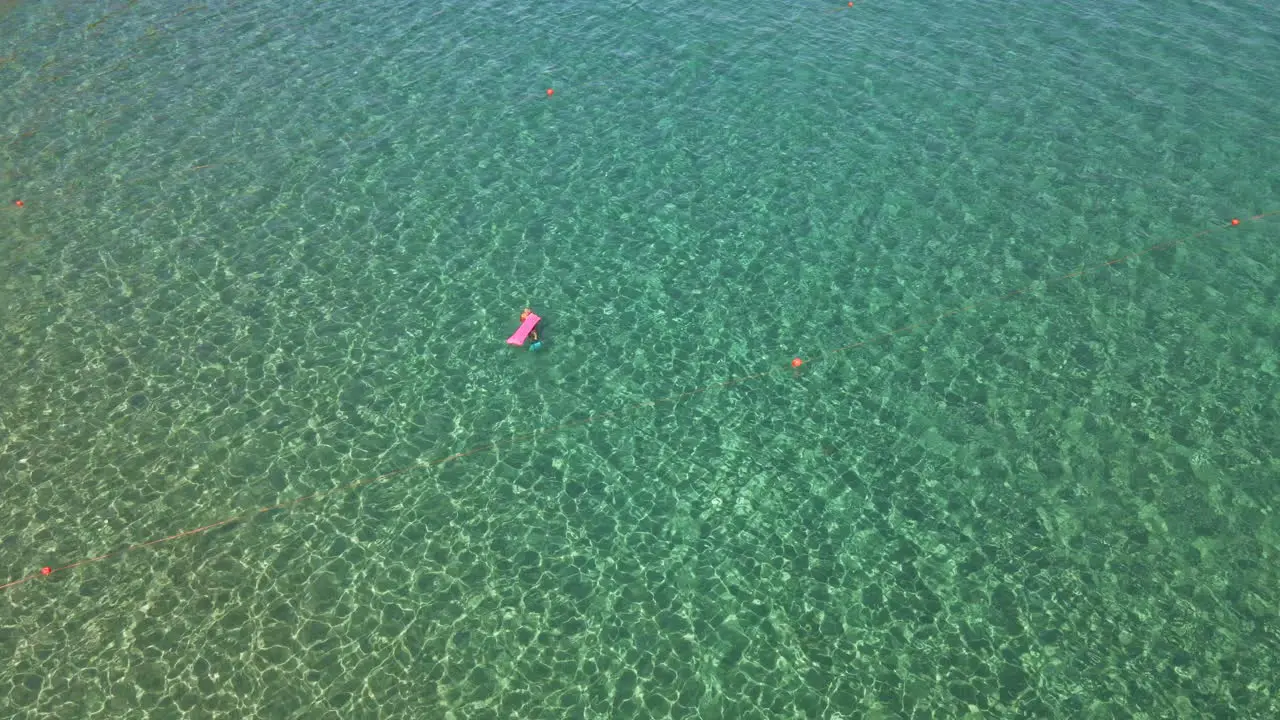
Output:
[{"xmin": 521, "ymin": 308, "xmax": 533, "ymax": 321}]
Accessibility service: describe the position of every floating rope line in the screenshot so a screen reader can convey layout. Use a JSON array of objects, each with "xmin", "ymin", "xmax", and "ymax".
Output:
[{"xmin": 1, "ymin": 212, "xmax": 1274, "ymax": 594}]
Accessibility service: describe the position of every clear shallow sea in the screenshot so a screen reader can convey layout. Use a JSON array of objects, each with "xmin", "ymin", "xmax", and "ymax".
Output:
[{"xmin": 2, "ymin": 0, "xmax": 1279, "ymax": 717}]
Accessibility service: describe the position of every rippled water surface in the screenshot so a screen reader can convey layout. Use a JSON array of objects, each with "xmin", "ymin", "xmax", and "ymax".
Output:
[{"xmin": 2, "ymin": 0, "xmax": 1279, "ymax": 717}]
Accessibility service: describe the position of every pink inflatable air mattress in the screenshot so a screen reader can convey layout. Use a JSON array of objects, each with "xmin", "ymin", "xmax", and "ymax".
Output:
[{"xmin": 507, "ymin": 313, "xmax": 541, "ymax": 345}]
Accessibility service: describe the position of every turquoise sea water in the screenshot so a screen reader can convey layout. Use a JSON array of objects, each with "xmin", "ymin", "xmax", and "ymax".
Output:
[{"xmin": 3, "ymin": 0, "xmax": 1279, "ymax": 716}]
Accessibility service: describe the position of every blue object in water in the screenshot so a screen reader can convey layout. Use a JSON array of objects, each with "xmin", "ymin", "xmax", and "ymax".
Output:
[{"xmin": 530, "ymin": 340, "xmax": 543, "ymax": 352}]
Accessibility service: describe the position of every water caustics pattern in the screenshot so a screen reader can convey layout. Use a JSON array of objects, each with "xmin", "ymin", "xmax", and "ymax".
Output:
[{"xmin": 2, "ymin": 0, "xmax": 1279, "ymax": 717}]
